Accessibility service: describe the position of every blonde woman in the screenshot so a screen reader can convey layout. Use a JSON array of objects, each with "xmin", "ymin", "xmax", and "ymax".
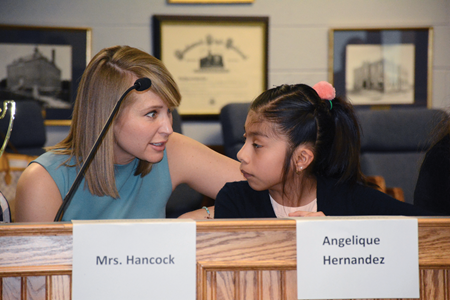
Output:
[{"xmin": 15, "ymin": 45, "xmax": 242, "ymax": 222}]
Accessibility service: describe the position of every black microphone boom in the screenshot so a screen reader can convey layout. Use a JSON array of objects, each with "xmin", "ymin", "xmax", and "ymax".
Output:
[{"xmin": 54, "ymin": 78, "xmax": 152, "ymax": 221}]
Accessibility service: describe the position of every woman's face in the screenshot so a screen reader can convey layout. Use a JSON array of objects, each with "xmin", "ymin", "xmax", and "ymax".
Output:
[
  {"xmin": 113, "ymin": 88, "xmax": 173, "ymax": 165},
  {"xmin": 237, "ymin": 111, "xmax": 288, "ymax": 194}
]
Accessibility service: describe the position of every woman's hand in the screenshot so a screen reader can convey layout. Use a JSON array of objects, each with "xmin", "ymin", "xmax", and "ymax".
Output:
[
  {"xmin": 178, "ymin": 206, "xmax": 215, "ymax": 220},
  {"xmin": 288, "ymin": 211, "xmax": 326, "ymax": 217}
]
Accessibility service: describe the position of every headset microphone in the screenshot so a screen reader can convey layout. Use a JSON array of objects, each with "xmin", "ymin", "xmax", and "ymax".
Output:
[{"xmin": 134, "ymin": 77, "xmax": 152, "ymax": 91}]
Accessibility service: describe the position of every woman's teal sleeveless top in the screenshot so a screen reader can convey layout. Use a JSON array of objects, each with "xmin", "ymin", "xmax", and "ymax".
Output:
[{"xmin": 33, "ymin": 151, "xmax": 172, "ymax": 221}]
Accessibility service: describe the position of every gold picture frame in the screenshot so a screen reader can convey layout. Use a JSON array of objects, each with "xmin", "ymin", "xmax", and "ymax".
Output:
[
  {"xmin": 153, "ymin": 15, "xmax": 268, "ymax": 117},
  {"xmin": 0, "ymin": 25, "xmax": 92, "ymax": 125},
  {"xmin": 329, "ymin": 27, "xmax": 433, "ymax": 108}
]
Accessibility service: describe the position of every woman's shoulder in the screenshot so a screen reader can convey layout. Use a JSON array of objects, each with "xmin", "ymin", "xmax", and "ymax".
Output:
[
  {"xmin": 165, "ymin": 133, "xmax": 205, "ymax": 168},
  {"xmin": 165, "ymin": 132, "xmax": 242, "ymax": 198},
  {"xmin": 32, "ymin": 151, "xmax": 75, "ymax": 178},
  {"xmin": 166, "ymin": 132, "xmax": 193, "ymax": 147},
  {"xmin": 34, "ymin": 151, "xmax": 71, "ymax": 165}
]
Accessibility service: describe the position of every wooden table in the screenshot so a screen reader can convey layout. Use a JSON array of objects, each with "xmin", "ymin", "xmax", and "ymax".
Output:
[{"xmin": 1, "ymin": 218, "xmax": 449, "ymax": 300}]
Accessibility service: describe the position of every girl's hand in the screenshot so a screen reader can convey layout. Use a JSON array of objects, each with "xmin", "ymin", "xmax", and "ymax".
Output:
[{"xmin": 288, "ymin": 211, "xmax": 326, "ymax": 217}]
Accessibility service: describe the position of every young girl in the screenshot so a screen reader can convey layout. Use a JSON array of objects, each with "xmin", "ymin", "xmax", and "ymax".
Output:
[{"xmin": 210, "ymin": 82, "xmax": 439, "ymax": 218}]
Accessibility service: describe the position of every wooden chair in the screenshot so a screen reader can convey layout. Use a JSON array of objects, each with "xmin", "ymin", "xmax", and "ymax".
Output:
[
  {"xmin": 366, "ymin": 175, "xmax": 405, "ymax": 202},
  {"xmin": 0, "ymin": 153, "xmax": 36, "ymax": 221}
]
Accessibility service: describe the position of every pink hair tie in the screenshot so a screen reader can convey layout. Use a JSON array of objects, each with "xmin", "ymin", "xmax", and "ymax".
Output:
[
  {"xmin": 312, "ymin": 81, "xmax": 336, "ymax": 100},
  {"xmin": 312, "ymin": 81, "xmax": 336, "ymax": 110}
]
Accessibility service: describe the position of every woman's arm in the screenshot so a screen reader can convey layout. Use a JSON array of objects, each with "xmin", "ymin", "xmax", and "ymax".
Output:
[
  {"xmin": 15, "ymin": 163, "xmax": 63, "ymax": 222},
  {"xmin": 178, "ymin": 206, "xmax": 215, "ymax": 219},
  {"xmin": 166, "ymin": 132, "xmax": 243, "ymax": 199}
]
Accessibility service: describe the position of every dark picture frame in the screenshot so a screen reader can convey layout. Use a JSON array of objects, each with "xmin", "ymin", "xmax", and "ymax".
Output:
[
  {"xmin": 0, "ymin": 25, "xmax": 91, "ymax": 125},
  {"xmin": 153, "ymin": 15, "xmax": 268, "ymax": 117},
  {"xmin": 329, "ymin": 27, "xmax": 433, "ymax": 108}
]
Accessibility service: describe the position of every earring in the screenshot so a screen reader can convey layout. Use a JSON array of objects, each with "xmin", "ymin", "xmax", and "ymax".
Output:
[{"xmin": 296, "ymin": 166, "xmax": 303, "ymax": 175}]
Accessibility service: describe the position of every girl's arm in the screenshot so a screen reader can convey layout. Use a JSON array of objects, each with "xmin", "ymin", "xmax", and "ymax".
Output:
[
  {"xmin": 15, "ymin": 163, "xmax": 63, "ymax": 222},
  {"xmin": 166, "ymin": 132, "xmax": 243, "ymax": 199}
]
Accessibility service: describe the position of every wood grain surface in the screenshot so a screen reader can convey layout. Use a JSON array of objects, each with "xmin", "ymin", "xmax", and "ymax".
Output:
[{"xmin": 1, "ymin": 218, "xmax": 449, "ymax": 300}]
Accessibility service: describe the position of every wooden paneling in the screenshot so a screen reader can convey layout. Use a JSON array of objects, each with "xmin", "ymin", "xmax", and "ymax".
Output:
[{"xmin": 1, "ymin": 218, "xmax": 449, "ymax": 300}]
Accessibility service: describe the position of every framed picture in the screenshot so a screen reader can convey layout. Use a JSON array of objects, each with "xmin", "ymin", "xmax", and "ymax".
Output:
[
  {"xmin": 0, "ymin": 25, "xmax": 91, "ymax": 125},
  {"xmin": 153, "ymin": 15, "xmax": 268, "ymax": 116},
  {"xmin": 328, "ymin": 27, "xmax": 433, "ymax": 108}
]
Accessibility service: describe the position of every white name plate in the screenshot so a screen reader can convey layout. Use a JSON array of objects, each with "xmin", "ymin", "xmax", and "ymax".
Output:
[
  {"xmin": 72, "ymin": 219, "xmax": 196, "ymax": 300},
  {"xmin": 295, "ymin": 216, "xmax": 419, "ymax": 299}
]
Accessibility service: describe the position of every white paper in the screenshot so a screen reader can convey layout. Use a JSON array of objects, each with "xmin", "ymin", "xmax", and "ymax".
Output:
[
  {"xmin": 296, "ymin": 216, "xmax": 419, "ymax": 299},
  {"xmin": 72, "ymin": 219, "xmax": 196, "ymax": 300}
]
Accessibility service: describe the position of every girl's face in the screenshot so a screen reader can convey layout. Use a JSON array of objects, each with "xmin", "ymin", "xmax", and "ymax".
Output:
[
  {"xmin": 113, "ymin": 88, "xmax": 173, "ymax": 165},
  {"xmin": 237, "ymin": 111, "xmax": 289, "ymax": 194}
]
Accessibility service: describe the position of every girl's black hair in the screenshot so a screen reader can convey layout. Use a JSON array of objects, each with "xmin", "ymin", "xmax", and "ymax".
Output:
[{"xmin": 250, "ymin": 84, "xmax": 367, "ymax": 189}]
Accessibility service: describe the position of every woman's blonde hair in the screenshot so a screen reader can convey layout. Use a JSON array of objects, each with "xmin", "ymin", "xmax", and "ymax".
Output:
[{"xmin": 48, "ymin": 45, "xmax": 181, "ymax": 198}]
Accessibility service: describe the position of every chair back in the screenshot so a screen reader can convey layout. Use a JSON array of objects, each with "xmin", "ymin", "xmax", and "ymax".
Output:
[
  {"xmin": 172, "ymin": 107, "xmax": 183, "ymax": 134},
  {"xmin": 357, "ymin": 108, "xmax": 447, "ymax": 204},
  {"xmin": 220, "ymin": 102, "xmax": 251, "ymax": 161},
  {"xmin": 0, "ymin": 191, "xmax": 11, "ymax": 222},
  {"xmin": 0, "ymin": 100, "xmax": 46, "ymax": 156}
]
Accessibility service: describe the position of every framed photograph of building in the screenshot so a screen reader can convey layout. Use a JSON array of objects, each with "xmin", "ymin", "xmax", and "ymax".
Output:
[
  {"xmin": 0, "ymin": 25, "xmax": 91, "ymax": 125},
  {"xmin": 153, "ymin": 15, "xmax": 268, "ymax": 116},
  {"xmin": 329, "ymin": 27, "xmax": 433, "ymax": 108}
]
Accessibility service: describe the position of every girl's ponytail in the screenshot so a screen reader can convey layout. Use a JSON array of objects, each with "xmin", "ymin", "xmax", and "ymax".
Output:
[{"xmin": 312, "ymin": 82, "xmax": 366, "ymax": 185}]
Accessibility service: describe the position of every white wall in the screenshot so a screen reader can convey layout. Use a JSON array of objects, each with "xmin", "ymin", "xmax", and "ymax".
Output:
[{"xmin": 1, "ymin": 0, "xmax": 449, "ymax": 146}]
